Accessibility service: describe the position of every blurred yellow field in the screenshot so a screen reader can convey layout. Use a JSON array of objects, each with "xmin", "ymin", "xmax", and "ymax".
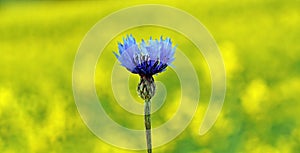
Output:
[{"xmin": 0, "ymin": 0, "xmax": 299, "ymax": 153}]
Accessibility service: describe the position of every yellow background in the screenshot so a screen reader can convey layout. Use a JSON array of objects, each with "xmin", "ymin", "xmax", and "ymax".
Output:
[{"xmin": 0, "ymin": 0, "xmax": 299, "ymax": 153}]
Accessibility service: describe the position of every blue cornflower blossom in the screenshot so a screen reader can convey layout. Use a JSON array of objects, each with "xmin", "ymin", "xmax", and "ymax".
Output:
[
  {"xmin": 113, "ymin": 35, "xmax": 176, "ymax": 153},
  {"xmin": 114, "ymin": 35, "xmax": 176, "ymax": 76}
]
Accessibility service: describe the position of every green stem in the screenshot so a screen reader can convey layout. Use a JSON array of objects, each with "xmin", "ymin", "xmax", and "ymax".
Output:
[{"xmin": 144, "ymin": 99, "xmax": 152, "ymax": 153}]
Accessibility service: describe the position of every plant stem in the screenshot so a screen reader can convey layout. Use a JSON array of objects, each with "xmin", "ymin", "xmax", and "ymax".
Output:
[{"xmin": 144, "ymin": 99, "xmax": 152, "ymax": 153}]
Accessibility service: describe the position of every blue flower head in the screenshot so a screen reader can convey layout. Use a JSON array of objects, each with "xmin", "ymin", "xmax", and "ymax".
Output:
[{"xmin": 114, "ymin": 35, "xmax": 176, "ymax": 76}]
